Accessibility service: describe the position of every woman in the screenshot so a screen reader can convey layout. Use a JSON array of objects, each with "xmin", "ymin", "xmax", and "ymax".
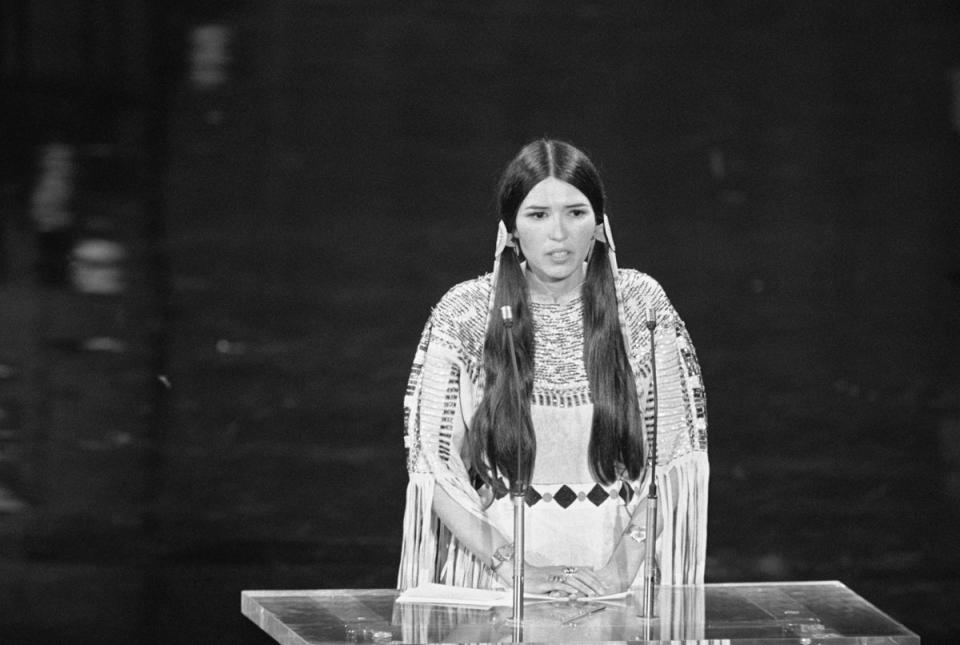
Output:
[{"xmin": 398, "ymin": 139, "xmax": 708, "ymax": 597}]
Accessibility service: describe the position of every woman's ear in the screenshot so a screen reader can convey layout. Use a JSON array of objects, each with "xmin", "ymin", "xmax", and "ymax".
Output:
[{"xmin": 512, "ymin": 233, "xmax": 525, "ymax": 262}]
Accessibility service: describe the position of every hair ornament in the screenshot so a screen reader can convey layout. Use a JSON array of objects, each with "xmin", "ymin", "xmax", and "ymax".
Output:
[
  {"xmin": 488, "ymin": 220, "xmax": 518, "ymax": 316},
  {"xmin": 494, "ymin": 220, "xmax": 518, "ymax": 259},
  {"xmin": 600, "ymin": 213, "xmax": 619, "ymax": 274},
  {"xmin": 600, "ymin": 213, "xmax": 616, "ymax": 253}
]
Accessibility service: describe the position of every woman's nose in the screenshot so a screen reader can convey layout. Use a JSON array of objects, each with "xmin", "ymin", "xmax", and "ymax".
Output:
[{"xmin": 548, "ymin": 213, "xmax": 567, "ymax": 240}]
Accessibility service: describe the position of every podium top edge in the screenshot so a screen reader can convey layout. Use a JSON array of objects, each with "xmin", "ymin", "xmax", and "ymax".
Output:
[{"xmin": 240, "ymin": 581, "xmax": 847, "ymax": 597}]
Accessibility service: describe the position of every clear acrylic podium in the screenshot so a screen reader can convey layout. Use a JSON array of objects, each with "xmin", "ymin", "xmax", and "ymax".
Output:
[{"xmin": 241, "ymin": 580, "xmax": 919, "ymax": 644}]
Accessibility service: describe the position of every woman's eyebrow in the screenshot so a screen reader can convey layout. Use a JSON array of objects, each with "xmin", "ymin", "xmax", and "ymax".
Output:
[{"xmin": 521, "ymin": 202, "xmax": 590, "ymax": 210}]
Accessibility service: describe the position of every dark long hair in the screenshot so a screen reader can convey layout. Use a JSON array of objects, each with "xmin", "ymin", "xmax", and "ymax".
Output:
[{"xmin": 470, "ymin": 139, "xmax": 644, "ymax": 495}]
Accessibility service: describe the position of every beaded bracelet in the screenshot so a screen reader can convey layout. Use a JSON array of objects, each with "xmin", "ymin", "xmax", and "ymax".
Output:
[{"xmin": 489, "ymin": 543, "xmax": 515, "ymax": 573}]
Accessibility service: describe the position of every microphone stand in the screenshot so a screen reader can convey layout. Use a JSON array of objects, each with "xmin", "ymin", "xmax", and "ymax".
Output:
[
  {"xmin": 641, "ymin": 306, "xmax": 659, "ymax": 619},
  {"xmin": 500, "ymin": 306, "xmax": 526, "ymax": 638}
]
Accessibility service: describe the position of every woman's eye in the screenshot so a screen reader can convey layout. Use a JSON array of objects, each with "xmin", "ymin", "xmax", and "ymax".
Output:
[
  {"xmin": 570, "ymin": 209, "xmax": 588, "ymax": 217},
  {"xmin": 525, "ymin": 211, "xmax": 547, "ymax": 219}
]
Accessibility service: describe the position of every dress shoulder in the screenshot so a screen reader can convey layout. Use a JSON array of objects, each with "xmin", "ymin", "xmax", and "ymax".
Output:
[
  {"xmin": 432, "ymin": 274, "xmax": 492, "ymax": 330},
  {"xmin": 426, "ymin": 274, "xmax": 492, "ymax": 364},
  {"xmin": 614, "ymin": 268, "xmax": 675, "ymax": 331},
  {"xmin": 615, "ymin": 268, "xmax": 668, "ymax": 304},
  {"xmin": 435, "ymin": 274, "xmax": 492, "ymax": 313}
]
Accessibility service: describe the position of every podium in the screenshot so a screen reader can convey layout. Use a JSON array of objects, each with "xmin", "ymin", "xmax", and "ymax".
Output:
[{"xmin": 241, "ymin": 581, "xmax": 919, "ymax": 644}]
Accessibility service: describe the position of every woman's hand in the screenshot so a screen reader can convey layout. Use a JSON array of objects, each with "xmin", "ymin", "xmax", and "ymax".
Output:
[
  {"xmin": 522, "ymin": 564, "xmax": 614, "ymax": 598},
  {"xmin": 593, "ymin": 560, "xmax": 630, "ymax": 594}
]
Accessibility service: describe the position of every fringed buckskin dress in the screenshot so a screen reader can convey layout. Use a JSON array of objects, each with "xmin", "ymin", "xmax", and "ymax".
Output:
[{"xmin": 398, "ymin": 269, "xmax": 708, "ymax": 591}]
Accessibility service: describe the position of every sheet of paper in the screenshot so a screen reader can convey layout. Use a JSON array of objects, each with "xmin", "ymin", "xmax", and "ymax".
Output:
[{"xmin": 396, "ymin": 583, "xmax": 628, "ymax": 608}]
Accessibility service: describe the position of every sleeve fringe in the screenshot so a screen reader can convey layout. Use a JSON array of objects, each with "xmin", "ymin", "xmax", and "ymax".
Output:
[
  {"xmin": 631, "ymin": 451, "xmax": 710, "ymax": 588},
  {"xmin": 398, "ymin": 473, "xmax": 498, "ymax": 591},
  {"xmin": 398, "ymin": 473, "xmax": 437, "ymax": 590}
]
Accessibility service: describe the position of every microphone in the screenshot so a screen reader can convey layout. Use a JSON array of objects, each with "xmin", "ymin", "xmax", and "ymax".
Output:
[
  {"xmin": 500, "ymin": 305, "xmax": 525, "ymax": 629},
  {"xmin": 500, "ymin": 305, "xmax": 523, "ymax": 491},
  {"xmin": 641, "ymin": 305, "xmax": 660, "ymax": 618}
]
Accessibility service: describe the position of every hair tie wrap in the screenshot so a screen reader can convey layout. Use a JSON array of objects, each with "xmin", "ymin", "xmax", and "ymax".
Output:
[{"xmin": 494, "ymin": 220, "xmax": 517, "ymax": 258}]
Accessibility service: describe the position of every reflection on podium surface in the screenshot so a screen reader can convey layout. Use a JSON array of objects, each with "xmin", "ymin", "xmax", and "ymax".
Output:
[
  {"xmin": 241, "ymin": 581, "xmax": 920, "ymax": 644},
  {"xmin": 394, "ymin": 586, "xmax": 704, "ymax": 643}
]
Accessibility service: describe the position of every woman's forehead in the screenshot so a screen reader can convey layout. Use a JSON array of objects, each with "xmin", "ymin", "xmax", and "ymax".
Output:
[{"xmin": 519, "ymin": 177, "xmax": 591, "ymax": 209}]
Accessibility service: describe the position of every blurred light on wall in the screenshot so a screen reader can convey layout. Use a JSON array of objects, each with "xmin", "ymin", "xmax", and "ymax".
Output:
[
  {"xmin": 71, "ymin": 237, "xmax": 126, "ymax": 295},
  {"xmin": 190, "ymin": 24, "xmax": 232, "ymax": 89},
  {"xmin": 951, "ymin": 68, "xmax": 960, "ymax": 133}
]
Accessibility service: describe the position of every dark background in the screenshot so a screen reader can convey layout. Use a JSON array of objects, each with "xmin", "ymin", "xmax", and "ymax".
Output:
[{"xmin": 2, "ymin": 1, "xmax": 959, "ymax": 643}]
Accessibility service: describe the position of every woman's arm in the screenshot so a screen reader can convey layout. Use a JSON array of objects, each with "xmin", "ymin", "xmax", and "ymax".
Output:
[
  {"xmin": 598, "ymin": 274, "xmax": 710, "ymax": 589},
  {"xmin": 399, "ymin": 285, "xmax": 609, "ymax": 595},
  {"xmin": 595, "ymin": 479, "xmax": 670, "ymax": 591},
  {"xmin": 399, "ymin": 300, "xmax": 495, "ymax": 589},
  {"xmin": 432, "ymin": 483, "xmax": 610, "ymax": 596},
  {"xmin": 410, "ymin": 337, "xmax": 607, "ymax": 595}
]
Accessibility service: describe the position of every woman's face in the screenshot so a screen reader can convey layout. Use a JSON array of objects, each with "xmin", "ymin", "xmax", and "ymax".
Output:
[{"xmin": 513, "ymin": 177, "xmax": 597, "ymax": 292}]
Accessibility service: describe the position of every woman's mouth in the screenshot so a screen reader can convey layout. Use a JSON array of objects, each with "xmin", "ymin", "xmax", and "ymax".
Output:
[{"xmin": 547, "ymin": 250, "xmax": 571, "ymax": 261}]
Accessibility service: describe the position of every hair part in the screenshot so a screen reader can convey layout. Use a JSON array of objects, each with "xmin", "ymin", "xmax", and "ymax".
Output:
[{"xmin": 470, "ymin": 139, "xmax": 644, "ymax": 494}]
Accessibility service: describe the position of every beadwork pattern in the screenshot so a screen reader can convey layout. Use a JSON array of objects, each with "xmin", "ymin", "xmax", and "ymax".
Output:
[{"xmin": 404, "ymin": 269, "xmax": 708, "ymax": 473}]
